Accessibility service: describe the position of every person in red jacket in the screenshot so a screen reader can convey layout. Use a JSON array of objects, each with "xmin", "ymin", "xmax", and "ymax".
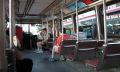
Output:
[
  {"xmin": 16, "ymin": 26, "xmax": 23, "ymax": 49},
  {"xmin": 51, "ymin": 28, "xmax": 73, "ymax": 60},
  {"xmin": 6, "ymin": 26, "xmax": 23, "ymax": 49}
]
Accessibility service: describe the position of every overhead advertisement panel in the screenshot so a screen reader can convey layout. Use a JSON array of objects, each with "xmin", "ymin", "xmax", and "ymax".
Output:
[
  {"xmin": 78, "ymin": 10, "xmax": 96, "ymax": 21},
  {"xmin": 63, "ymin": 17, "xmax": 73, "ymax": 28},
  {"xmin": 77, "ymin": 2, "xmax": 120, "ymax": 26},
  {"xmin": 106, "ymin": 2, "xmax": 120, "ymax": 13},
  {"xmin": 77, "ymin": 10, "xmax": 96, "ymax": 26}
]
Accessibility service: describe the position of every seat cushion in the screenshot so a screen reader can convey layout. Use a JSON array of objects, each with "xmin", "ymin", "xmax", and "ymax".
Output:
[{"xmin": 85, "ymin": 59, "xmax": 99, "ymax": 67}]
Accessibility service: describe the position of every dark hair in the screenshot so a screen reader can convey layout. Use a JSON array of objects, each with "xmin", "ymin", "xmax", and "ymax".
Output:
[
  {"xmin": 42, "ymin": 28, "xmax": 47, "ymax": 31},
  {"xmin": 79, "ymin": 27, "xmax": 83, "ymax": 32},
  {"xmin": 6, "ymin": 29, "xmax": 9, "ymax": 36},
  {"xmin": 60, "ymin": 28, "xmax": 66, "ymax": 34}
]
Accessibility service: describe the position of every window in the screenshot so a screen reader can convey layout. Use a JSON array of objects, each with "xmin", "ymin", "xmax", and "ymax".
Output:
[
  {"xmin": 106, "ymin": 2, "xmax": 120, "ymax": 38},
  {"xmin": 107, "ymin": 13, "xmax": 120, "ymax": 38},
  {"xmin": 63, "ymin": 17, "xmax": 74, "ymax": 35},
  {"xmin": 77, "ymin": 10, "xmax": 97, "ymax": 39}
]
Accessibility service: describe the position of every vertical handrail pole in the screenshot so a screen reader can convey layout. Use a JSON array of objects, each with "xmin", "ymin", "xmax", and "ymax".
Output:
[
  {"xmin": 9, "ymin": 0, "xmax": 16, "ymax": 71},
  {"xmin": 95, "ymin": 6, "xmax": 101, "ymax": 40},
  {"xmin": 0, "ymin": 0, "xmax": 7, "ymax": 71},
  {"xmin": 9, "ymin": 0, "xmax": 12, "ymax": 48},
  {"xmin": 41, "ymin": 16, "xmax": 43, "ymax": 40},
  {"xmin": 61, "ymin": 0, "xmax": 64, "ymax": 41},
  {"xmin": 71, "ymin": 15, "xmax": 75, "ymax": 33},
  {"xmin": 28, "ymin": 24, "xmax": 31, "ymax": 48},
  {"xmin": 46, "ymin": 15, "xmax": 49, "ymax": 39},
  {"xmin": 42, "ymin": 16, "xmax": 43, "ymax": 29},
  {"xmin": 76, "ymin": 0, "xmax": 79, "ymax": 43},
  {"xmin": 103, "ymin": 0, "xmax": 107, "ymax": 45},
  {"xmin": 9, "ymin": 0, "xmax": 15, "ymax": 49},
  {"xmin": 52, "ymin": 10, "xmax": 55, "ymax": 41}
]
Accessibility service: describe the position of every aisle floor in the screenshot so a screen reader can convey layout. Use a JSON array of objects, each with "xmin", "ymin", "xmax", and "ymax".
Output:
[{"xmin": 22, "ymin": 49, "xmax": 120, "ymax": 72}]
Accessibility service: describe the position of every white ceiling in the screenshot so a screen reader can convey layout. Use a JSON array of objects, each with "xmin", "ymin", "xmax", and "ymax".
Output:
[{"xmin": 19, "ymin": 0, "xmax": 55, "ymax": 15}]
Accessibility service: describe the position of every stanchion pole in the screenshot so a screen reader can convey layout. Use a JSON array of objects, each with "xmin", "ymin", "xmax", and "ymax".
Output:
[
  {"xmin": 61, "ymin": 2, "xmax": 64, "ymax": 41},
  {"xmin": 0, "ymin": 0, "xmax": 7, "ymax": 71},
  {"xmin": 103, "ymin": 0, "xmax": 107, "ymax": 45},
  {"xmin": 52, "ymin": 10, "xmax": 55, "ymax": 41},
  {"xmin": 95, "ymin": 6, "xmax": 101, "ymax": 40},
  {"xmin": 76, "ymin": 0, "xmax": 79, "ymax": 43}
]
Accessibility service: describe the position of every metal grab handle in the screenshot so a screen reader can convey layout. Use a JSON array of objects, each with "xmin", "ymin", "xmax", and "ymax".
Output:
[
  {"xmin": 63, "ymin": 45, "xmax": 76, "ymax": 47},
  {"xmin": 78, "ymin": 48, "xmax": 95, "ymax": 51},
  {"xmin": 106, "ymin": 54, "xmax": 120, "ymax": 56}
]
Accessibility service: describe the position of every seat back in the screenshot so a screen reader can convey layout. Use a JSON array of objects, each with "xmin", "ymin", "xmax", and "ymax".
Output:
[
  {"xmin": 97, "ymin": 40, "xmax": 104, "ymax": 47},
  {"xmin": 97, "ymin": 40, "xmax": 114, "ymax": 47},
  {"xmin": 47, "ymin": 38, "xmax": 53, "ymax": 50},
  {"xmin": 103, "ymin": 43, "xmax": 120, "ymax": 68},
  {"xmin": 76, "ymin": 40, "xmax": 97, "ymax": 61},
  {"xmin": 61, "ymin": 39, "xmax": 77, "ymax": 59},
  {"xmin": 85, "ymin": 42, "xmax": 120, "ymax": 70}
]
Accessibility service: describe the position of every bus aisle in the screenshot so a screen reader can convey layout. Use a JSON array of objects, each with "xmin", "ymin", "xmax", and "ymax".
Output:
[{"xmin": 21, "ymin": 49, "xmax": 120, "ymax": 72}]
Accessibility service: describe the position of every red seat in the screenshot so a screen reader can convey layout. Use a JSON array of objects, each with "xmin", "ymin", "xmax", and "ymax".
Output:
[
  {"xmin": 75, "ymin": 40, "xmax": 97, "ymax": 61},
  {"xmin": 86, "ymin": 59, "xmax": 99, "ymax": 68},
  {"xmin": 61, "ymin": 40, "xmax": 77, "ymax": 60},
  {"xmin": 85, "ymin": 43, "xmax": 120, "ymax": 70}
]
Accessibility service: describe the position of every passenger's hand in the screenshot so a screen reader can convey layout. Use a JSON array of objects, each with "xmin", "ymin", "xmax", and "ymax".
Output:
[{"xmin": 16, "ymin": 50, "xmax": 23, "ymax": 60}]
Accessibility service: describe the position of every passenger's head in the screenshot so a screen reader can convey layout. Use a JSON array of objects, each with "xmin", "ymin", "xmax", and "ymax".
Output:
[
  {"xmin": 59, "ymin": 28, "xmax": 66, "ymax": 34},
  {"xmin": 79, "ymin": 27, "xmax": 83, "ymax": 32},
  {"xmin": 6, "ymin": 29, "xmax": 9, "ymax": 36},
  {"xmin": 42, "ymin": 28, "xmax": 47, "ymax": 33},
  {"xmin": 42, "ymin": 28, "xmax": 47, "ymax": 31}
]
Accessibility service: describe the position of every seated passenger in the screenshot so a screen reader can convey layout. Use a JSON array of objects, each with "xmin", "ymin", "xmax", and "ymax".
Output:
[
  {"xmin": 36, "ymin": 28, "xmax": 48, "ymax": 53},
  {"xmin": 73, "ymin": 27, "xmax": 87, "ymax": 40},
  {"xmin": 51, "ymin": 28, "xmax": 73, "ymax": 60}
]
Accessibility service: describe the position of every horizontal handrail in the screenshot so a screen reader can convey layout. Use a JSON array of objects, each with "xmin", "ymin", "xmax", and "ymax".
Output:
[
  {"xmin": 78, "ymin": 48, "xmax": 95, "ymax": 51},
  {"xmin": 63, "ymin": 45, "xmax": 76, "ymax": 47},
  {"xmin": 106, "ymin": 54, "xmax": 120, "ymax": 56}
]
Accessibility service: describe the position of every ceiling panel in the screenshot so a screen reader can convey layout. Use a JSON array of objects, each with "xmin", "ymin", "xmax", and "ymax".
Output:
[
  {"xmin": 19, "ymin": 0, "xmax": 27, "ymax": 14},
  {"xmin": 28, "ymin": 0, "xmax": 54, "ymax": 14}
]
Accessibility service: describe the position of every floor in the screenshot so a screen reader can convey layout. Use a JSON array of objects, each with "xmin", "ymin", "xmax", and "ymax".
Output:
[{"xmin": 22, "ymin": 49, "xmax": 120, "ymax": 72}]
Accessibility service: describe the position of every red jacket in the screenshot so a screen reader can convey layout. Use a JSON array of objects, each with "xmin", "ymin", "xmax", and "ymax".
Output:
[{"xmin": 57, "ymin": 34, "xmax": 72, "ymax": 54}]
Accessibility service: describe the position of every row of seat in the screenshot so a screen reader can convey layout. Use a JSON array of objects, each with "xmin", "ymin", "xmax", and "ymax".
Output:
[
  {"xmin": 85, "ymin": 42, "xmax": 120, "ymax": 70},
  {"xmin": 46, "ymin": 39, "xmax": 120, "ymax": 70}
]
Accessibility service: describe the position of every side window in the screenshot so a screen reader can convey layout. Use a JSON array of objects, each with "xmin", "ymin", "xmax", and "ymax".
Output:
[
  {"xmin": 78, "ymin": 10, "xmax": 97, "ymax": 39},
  {"xmin": 106, "ymin": 2, "xmax": 120, "ymax": 39}
]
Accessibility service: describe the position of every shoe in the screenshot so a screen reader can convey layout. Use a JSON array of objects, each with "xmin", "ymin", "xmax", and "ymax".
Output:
[
  {"xmin": 60, "ymin": 55, "xmax": 65, "ymax": 61},
  {"xmin": 66, "ymin": 58, "xmax": 73, "ymax": 61},
  {"xmin": 49, "ymin": 58, "xmax": 55, "ymax": 62},
  {"xmin": 35, "ymin": 50, "xmax": 43, "ymax": 54}
]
